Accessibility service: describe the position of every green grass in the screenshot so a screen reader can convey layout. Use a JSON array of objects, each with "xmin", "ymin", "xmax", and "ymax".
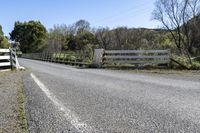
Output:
[
  {"xmin": 17, "ymin": 81, "xmax": 28, "ymax": 133},
  {"xmin": 170, "ymin": 56, "xmax": 200, "ymax": 70},
  {"xmin": 110, "ymin": 68, "xmax": 200, "ymax": 75}
]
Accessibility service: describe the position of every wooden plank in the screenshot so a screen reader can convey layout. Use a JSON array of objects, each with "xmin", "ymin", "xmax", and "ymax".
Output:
[
  {"xmin": 105, "ymin": 60, "xmax": 170, "ymax": 64},
  {"xmin": 0, "ymin": 49, "xmax": 10, "ymax": 53},
  {"xmin": 0, "ymin": 56, "xmax": 10, "ymax": 60},
  {"xmin": 104, "ymin": 49, "xmax": 170, "ymax": 65},
  {"xmin": 106, "ymin": 55, "xmax": 169, "ymax": 59},
  {"xmin": 105, "ymin": 50, "xmax": 169, "ymax": 54},
  {"xmin": 0, "ymin": 62, "xmax": 11, "ymax": 67}
]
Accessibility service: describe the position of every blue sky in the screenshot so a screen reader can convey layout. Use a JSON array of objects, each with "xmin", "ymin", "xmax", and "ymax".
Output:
[{"xmin": 1, "ymin": 0, "xmax": 160, "ymax": 35}]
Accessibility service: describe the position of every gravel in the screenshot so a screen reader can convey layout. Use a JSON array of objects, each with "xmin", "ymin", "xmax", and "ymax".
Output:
[{"xmin": 0, "ymin": 71, "xmax": 27, "ymax": 133}]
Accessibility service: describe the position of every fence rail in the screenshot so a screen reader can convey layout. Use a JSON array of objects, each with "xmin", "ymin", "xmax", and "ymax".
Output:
[
  {"xmin": 105, "ymin": 50, "xmax": 169, "ymax": 54},
  {"xmin": 104, "ymin": 49, "xmax": 170, "ymax": 65},
  {"xmin": 0, "ymin": 49, "xmax": 11, "ymax": 69},
  {"xmin": 0, "ymin": 48, "xmax": 20, "ymax": 70}
]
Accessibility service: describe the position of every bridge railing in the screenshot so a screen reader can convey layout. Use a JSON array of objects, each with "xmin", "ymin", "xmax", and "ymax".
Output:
[
  {"xmin": 22, "ymin": 49, "xmax": 171, "ymax": 68},
  {"xmin": 92, "ymin": 49, "xmax": 171, "ymax": 67},
  {"xmin": 104, "ymin": 50, "xmax": 170, "ymax": 64},
  {"xmin": 22, "ymin": 52, "xmax": 90, "ymax": 67}
]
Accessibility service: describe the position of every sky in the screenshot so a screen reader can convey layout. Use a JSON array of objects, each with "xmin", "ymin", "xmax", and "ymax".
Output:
[{"xmin": 0, "ymin": 0, "xmax": 160, "ymax": 36}]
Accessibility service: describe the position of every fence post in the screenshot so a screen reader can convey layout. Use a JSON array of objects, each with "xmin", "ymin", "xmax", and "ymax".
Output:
[
  {"xmin": 9, "ymin": 48, "xmax": 13, "ymax": 70},
  {"xmin": 92, "ymin": 49, "xmax": 104, "ymax": 68}
]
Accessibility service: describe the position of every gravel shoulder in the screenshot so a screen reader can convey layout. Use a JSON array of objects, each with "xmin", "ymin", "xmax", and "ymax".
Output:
[{"xmin": 0, "ymin": 71, "xmax": 28, "ymax": 133}]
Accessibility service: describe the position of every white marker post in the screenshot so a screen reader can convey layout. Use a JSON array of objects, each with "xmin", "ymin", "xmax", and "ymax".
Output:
[{"xmin": 92, "ymin": 49, "xmax": 104, "ymax": 68}]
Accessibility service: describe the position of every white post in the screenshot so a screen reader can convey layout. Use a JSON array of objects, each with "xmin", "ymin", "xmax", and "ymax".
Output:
[{"xmin": 92, "ymin": 49, "xmax": 104, "ymax": 68}]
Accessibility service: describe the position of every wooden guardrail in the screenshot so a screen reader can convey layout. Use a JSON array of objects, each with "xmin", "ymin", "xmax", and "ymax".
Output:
[
  {"xmin": 103, "ymin": 49, "xmax": 170, "ymax": 66},
  {"xmin": 0, "ymin": 49, "xmax": 11, "ymax": 69},
  {"xmin": 0, "ymin": 48, "xmax": 21, "ymax": 70}
]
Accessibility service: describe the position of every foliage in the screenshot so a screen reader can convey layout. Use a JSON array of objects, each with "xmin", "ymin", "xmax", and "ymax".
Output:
[
  {"xmin": 47, "ymin": 20, "xmax": 93, "ymax": 52},
  {"xmin": 75, "ymin": 30, "xmax": 96, "ymax": 50},
  {"xmin": 10, "ymin": 21, "xmax": 47, "ymax": 53},
  {"xmin": 47, "ymin": 19, "xmax": 200, "ymax": 64},
  {"xmin": 0, "ymin": 37, "xmax": 9, "ymax": 48},
  {"xmin": 47, "ymin": 20, "xmax": 96, "ymax": 63},
  {"xmin": 46, "ymin": 20, "xmax": 183, "ymax": 64},
  {"xmin": 95, "ymin": 27, "xmax": 111, "ymax": 49},
  {"xmin": 75, "ymin": 20, "xmax": 90, "ymax": 34},
  {"xmin": 170, "ymin": 56, "xmax": 200, "ymax": 69},
  {"xmin": 95, "ymin": 27, "xmax": 175, "ymax": 51},
  {"xmin": 152, "ymin": 0, "xmax": 200, "ymax": 63},
  {"xmin": 0, "ymin": 25, "xmax": 9, "ymax": 48},
  {"xmin": 52, "ymin": 51, "xmax": 85, "ymax": 62},
  {"xmin": 48, "ymin": 24, "xmax": 68, "ymax": 52},
  {"xmin": 65, "ymin": 34, "xmax": 76, "ymax": 51}
]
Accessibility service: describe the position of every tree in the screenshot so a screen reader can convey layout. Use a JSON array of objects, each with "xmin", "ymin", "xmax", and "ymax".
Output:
[
  {"xmin": 10, "ymin": 21, "xmax": 47, "ymax": 53},
  {"xmin": 152, "ymin": 0, "xmax": 200, "ymax": 63},
  {"xmin": 47, "ymin": 20, "xmax": 96, "ymax": 52},
  {"xmin": 111, "ymin": 27, "xmax": 128, "ymax": 50},
  {"xmin": 95, "ymin": 28, "xmax": 111, "ymax": 49},
  {"xmin": 0, "ymin": 25, "xmax": 9, "ymax": 48},
  {"xmin": 46, "ymin": 20, "xmax": 177, "ymax": 54},
  {"xmin": 189, "ymin": 17, "xmax": 200, "ymax": 55},
  {"xmin": 182, "ymin": 0, "xmax": 200, "ymax": 56},
  {"xmin": 74, "ymin": 20, "xmax": 90, "ymax": 34},
  {"xmin": 48, "ymin": 25, "xmax": 67, "ymax": 52},
  {"xmin": 0, "ymin": 25, "xmax": 4, "ymax": 45},
  {"xmin": 75, "ymin": 30, "xmax": 96, "ymax": 50},
  {"xmin": 65, "ymin": 34, "xmax": 76, "ymax": 51}
]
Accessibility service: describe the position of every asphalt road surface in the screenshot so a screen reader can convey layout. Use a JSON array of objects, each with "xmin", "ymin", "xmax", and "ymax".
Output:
[{"xmin": 19, "ymin": 58, "xmax": 200, "ymax": 133}]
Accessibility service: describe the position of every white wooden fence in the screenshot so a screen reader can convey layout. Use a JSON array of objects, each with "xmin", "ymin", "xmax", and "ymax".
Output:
[
  {"xmin": 92, "ymin": 49, "xmax": 170, "ymax": 67},
  {"xmin": 0, "ymin": 48, "xmax": 20, "ymax": 70}
]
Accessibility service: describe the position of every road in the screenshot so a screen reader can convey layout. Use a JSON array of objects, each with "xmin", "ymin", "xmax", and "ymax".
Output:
[{"xmin": 19, "ymin": 58, "xmax": 200, "ymax": 133}]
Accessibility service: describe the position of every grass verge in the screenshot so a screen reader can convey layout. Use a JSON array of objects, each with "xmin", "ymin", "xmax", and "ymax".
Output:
[
  {"xmin": 17, "ymin": 81, "xmax": 28, "ymax": 133},
  {"xmin": 108, "ymin": 67, "xmax": 200, "ymax": 75}
]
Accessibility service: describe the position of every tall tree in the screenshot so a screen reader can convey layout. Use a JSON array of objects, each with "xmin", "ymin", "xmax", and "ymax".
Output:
[
  {"xmin": 74, "ymin": 20, "xmax": 90, "ymax": 34},
  {"xmin": 0, "ymin": 25, "xmax": 4, "ymax": 44},
  {"xmin": 10, "ymin": 21, "xmax": 47, "ymax": 53},
  {"xmin": 152, "ymin": 0, "xmax": 200, "ymax": 63},
  {"xmin": 48, "ymin": 25, "xmax": 66, "ymax": 52},
  {"xmin": 182, "ymin": 0, "xmax": 200, "ymax": 55}
]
